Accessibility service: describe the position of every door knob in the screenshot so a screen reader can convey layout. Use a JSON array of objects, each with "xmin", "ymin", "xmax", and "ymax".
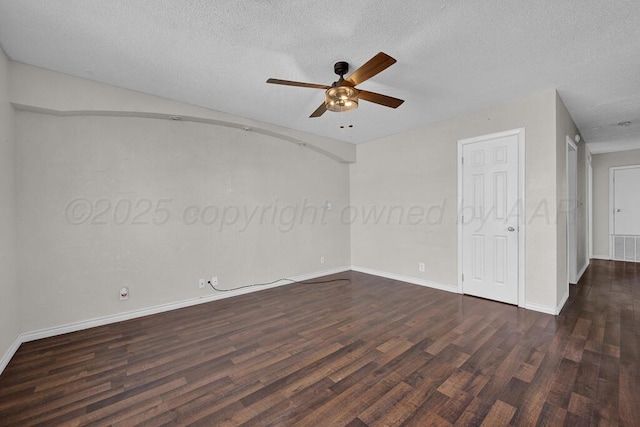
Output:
[
  {"xmin": 507, "ymin": 227, "xmax": 515, "ymax": 232},
  {"xmin": 616, "ymin": 209, "xmax": 622, "ymax": 212}
]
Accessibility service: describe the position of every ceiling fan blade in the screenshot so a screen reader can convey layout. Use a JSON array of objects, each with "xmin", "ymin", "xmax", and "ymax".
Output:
[
  {"xmin": 266, "ymin": 78, "xmax": 330, "ymax": 89},
  {"xmin": 358, "ymin": 90, "xmax": 404, "ymax": 108},
  {"xmin": 309, "ymin": 102, "xmax": 327, "ymax": 118},
  {"xmin": 346, "ymin": 52, "xmax": 397, "ymax": 86}
]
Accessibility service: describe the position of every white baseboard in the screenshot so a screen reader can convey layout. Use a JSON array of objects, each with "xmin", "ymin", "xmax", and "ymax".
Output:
[
  {"xmin": 591, "ymin": 254, "xmax": 610, "ymax": 260},
  {"xmin": 0, "ymin": 335, "xmax": 22, "ymax": 375},
  {"xmin": 576, "ymin": 261, "xmax": 589, "ymax": 283},
  {"xmin": 352, "ymin": 266, "xmax": 571, "ymax": 317},
  {"xmin": 350, "ymin": 265, "xmax": 458, "ymax": 293},
  {"xmin": 556, "ymin": 291, "xmax": 569, "ymax": 314},
  {"xmin": 524, "ymin": 302, "xmax": 557, "ymax": 315},
  {"xmin": 0, "ymin": 266, "xmax": 350, "ymax": 375},
  {"xmin": 524, "ymin": 291, "xmax": 568, "ymax": 316}
]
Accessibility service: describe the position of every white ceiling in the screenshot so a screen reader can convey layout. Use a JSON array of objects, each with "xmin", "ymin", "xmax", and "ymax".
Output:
[{"xmin": 0, "ymin": 0, "xmax": 639, "ymax": 151}]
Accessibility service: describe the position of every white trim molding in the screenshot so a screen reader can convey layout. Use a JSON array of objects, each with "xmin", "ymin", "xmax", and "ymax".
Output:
[
  {"xmin": 0, "ymin": 266, "xmax": 350, "ymax": 375},
  {"xmin": 566, "ymin": 136, "xmax": 578, "ymax": 285},
  {"xmin": 20, "ymin": 266, "xmax": 351, "ymax": 343},
  {"xmin": 522, "ymin": 303, "xmax": 555, "ymax": 315},
  {"xmin": 556, "ymin": 290, "xmax": 570, "ymax": 314},
  {"xmin": 352, "ymin": 266, "xmax": 570, "ymax": 316},
  {"xmin": 0, "ymin": 336, "xmax": 22, "ymax": 375},
  {"xmin": 576, "ymin": 261, "xmax": 589, "ymax": 283},
  {"xmin": 350, "ymin": 266, "xmax": 458, "ymax": 293},
  {"xmin": 525, "ymin": 298, "xmax": 566, "ymax": 316}
]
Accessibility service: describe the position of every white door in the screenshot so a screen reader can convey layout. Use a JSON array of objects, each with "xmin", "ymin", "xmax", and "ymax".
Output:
[
  {"xmin": 611, "ymin": 165, "xmax": 640, "ymax": 262},
  {"xmin": 613, "ymin": 166, "xmax": 640, "ymax": 236},
  {"xmin": 460, "ymin": 132, "xmax": 520, "ymax": 305}
]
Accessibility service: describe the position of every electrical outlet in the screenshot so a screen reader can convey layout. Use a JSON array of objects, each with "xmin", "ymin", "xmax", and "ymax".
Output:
[
  {"xmin": 119, "ymin": 286, "xmax": 129, "ymax": 301},
  {"xmin": 211, "ymin": 276, "xmax": 218, "ymax": 288},
  {"xmin": 418, "ymin": 262, "xmax": 425, "ymax": 272},
  {"xmin": 199, "ymin": 279, "xmax": 206, "ymax": 289},
  {"xmin": 320, "ymin": 256, "xmax": 325, "ymax": 264}
]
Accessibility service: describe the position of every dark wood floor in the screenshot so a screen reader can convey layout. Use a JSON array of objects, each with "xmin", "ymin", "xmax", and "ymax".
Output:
[{"xmin": 0, "ymin": 260, "xmax": 638, "ymax": 426}]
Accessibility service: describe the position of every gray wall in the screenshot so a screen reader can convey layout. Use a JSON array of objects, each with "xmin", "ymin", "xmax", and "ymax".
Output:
[
  {"xmin": 11, "ymin": 64, "xmax": 352, "ymax": 334},
  {"xmin": 16, "ymin": 113, "xmax": 351, "ymax": 332},
  {"xmin": 592, "ymin": 149, "xmax": 640, "ymax": 258},
  {"xmin": 351, "ymin": 90, "xmax": 563, "ymax": 312},
  {"xmin": 9, "ymin": 63, "xmax": 356, "ymax": 164},
  {"xmin": 0, "ymin": 48, "xmax": 19, "ymax": 369}
]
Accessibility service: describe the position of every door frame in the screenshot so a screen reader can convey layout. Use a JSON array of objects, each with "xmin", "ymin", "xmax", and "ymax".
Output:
[
  {"xmin": 566, "ymin": 136, "xmax": 578, "ymax": 285},
  {"xmin": 457, "ymin": 128, "xmax": 526, "ymax": 307},
  {"xmin": 587, "ymin": 156, "xmax": 593, "ymax": 264},
  {"xmin": 609, "ymin": 164, "xmax": 640, "ymax": 258}
]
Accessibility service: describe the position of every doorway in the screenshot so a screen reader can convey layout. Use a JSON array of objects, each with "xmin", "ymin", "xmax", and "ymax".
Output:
[{"xmin": 610, "ymin": 165, "xmax": 640, "ymax": 262}]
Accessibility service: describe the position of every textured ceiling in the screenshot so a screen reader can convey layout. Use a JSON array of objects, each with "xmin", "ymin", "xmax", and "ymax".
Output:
[{"xmin": 0, "ymin": 0, "xmax": 639, "ymax": 151}]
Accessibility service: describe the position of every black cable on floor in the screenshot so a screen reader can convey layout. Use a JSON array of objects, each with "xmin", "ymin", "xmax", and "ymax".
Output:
[{"xmin": 207, "ymin": 277, "xmax": 351, "ymax": 292}]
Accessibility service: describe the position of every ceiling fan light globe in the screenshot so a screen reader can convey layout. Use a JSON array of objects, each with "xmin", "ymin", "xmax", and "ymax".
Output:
[{"xmin": 325, "ymin": 86, "xmax": 358, "ymax": 112}]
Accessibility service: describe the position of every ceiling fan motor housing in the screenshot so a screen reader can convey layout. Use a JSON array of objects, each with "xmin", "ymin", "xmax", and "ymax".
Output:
[{"xmin": 334, "ymin": 61, "xmax": 349, "ymax": 76}]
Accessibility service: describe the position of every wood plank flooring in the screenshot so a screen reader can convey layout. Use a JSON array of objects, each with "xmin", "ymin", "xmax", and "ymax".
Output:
[{"xmin": 1, "ymin": 259, "xmax": 639, "ymax": 426}]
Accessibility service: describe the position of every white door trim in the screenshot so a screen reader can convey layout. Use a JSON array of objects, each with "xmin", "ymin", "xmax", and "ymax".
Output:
[
  {"xmin": 457, "ymin": 128, "xmax": 526, "ymax": 307},
  {"xmin": 587, "ymin": 155, "xmax": 593, "ymax": 263},
  {"xmin": 566, "ymin": 136, "xmax": 578, "ymax": 285}
]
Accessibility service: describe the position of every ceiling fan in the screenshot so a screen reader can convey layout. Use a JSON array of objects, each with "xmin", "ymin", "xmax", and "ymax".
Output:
[{"xmin": 266, "ymin": 52, "xmax": 404, "ymax": 118}]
